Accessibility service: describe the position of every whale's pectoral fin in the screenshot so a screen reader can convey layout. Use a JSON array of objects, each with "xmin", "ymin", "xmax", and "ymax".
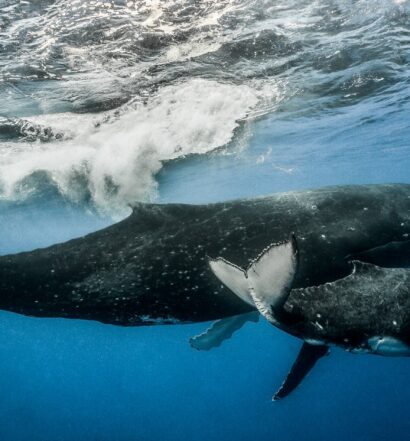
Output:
[
  {"xmin": 189, "ymin": 312, "xmax": 259, "ymax": 351},
  {"xmin": 273, "ymin": 342, "xmax": 329, "ymax": 401},
  {"xmin": 208, "ymin": 257, "xmax": 254, "ymax": 306},
  {"xmin": 248, "ymin": 235, "xmax": 299, "ymax": 325}
]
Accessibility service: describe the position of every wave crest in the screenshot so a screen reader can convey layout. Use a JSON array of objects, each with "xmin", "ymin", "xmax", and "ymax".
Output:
[{"xmin": 0, "ymin": 79, "xmax": 259, "ymax": 214}]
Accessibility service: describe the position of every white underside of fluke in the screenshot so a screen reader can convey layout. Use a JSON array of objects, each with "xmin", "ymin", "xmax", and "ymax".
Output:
[
  {"xmin": 208, "ymin": 259, "xmax": 253, "ymax": 306},
  {"xmin": 208, "ymin": 237, "xmax": 298, "ymax": 325}
]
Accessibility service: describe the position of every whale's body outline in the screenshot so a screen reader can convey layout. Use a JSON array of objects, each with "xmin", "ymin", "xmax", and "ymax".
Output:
[
  {"xmin": 1, "ymin": 183, "xmax": 410, "ymax": 400},
  {"xmin": 0, "ymin": 184, "xmax": 410, "ymax": 329}
]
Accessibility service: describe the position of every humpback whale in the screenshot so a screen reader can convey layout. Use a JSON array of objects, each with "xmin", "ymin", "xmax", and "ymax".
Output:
[
  {"xmin": 0, "ymin": 184, "xmax": 409, "ymax": 399},
  {"xmin": 0, "ymin": 183, "xmax": 409, "ymax": 326}
]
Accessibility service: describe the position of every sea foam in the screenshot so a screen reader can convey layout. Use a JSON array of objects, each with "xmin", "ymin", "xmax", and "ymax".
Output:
[{"xmin": 0, "ymin": 79, "xmax": 258, "ymax": 214}]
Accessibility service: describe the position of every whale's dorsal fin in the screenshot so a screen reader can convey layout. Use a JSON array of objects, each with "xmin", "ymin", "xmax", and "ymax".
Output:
[
  {"xmin": 208, "ymin": 257, "xmax": 254, "ymax": 306},
  {"xmin": 189, "ymin": 312, "xmax": 259, "ymax": 351},
  {"xmin": 247, "ymin": 235, "xmax": 299, "ymax": 325},
  {"xmin": 273, "ymin": 342, "xmax": 329, "ymax": 401}
]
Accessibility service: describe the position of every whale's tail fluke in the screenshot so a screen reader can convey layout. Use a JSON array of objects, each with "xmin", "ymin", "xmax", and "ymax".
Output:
[
  {"xmin": 247, "ymin": 235, "xmax": 298, "ymax": 325},
  {"xmin": 208, "ymin": 235, "xmax": 298, "ymax": 326},
  {"xmin": 208, "ymin": 258, "xmax": 254, "ymax": 307}
]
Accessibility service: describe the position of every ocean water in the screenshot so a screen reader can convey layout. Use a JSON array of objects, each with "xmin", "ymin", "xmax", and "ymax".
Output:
[{"xmin": 0, "ymin": 0, "xmax": 410, "ymax": 440}]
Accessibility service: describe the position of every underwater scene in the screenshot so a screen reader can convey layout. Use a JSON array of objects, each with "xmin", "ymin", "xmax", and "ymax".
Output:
[{"xmin": 1, "ymin": 0, "xmax": 410, "ymax": 440}]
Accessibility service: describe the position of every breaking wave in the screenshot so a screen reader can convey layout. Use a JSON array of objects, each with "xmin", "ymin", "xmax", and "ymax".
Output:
[
  {"xmin": 0, "ymin": 79, "xmax": 260, "ymax": 212},
  {"xmin": 1, "ymin": 0, "xmax": 409, "ymax": 213}
]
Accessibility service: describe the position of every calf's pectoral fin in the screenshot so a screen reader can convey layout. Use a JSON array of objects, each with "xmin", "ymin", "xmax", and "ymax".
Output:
[
  {"xmin": 273, "ymin": 342, "xmax": 330, "ymax": 401},
  {"xmin": 189, "ymin": 312, "xmax": 259, "ymax": 351}
]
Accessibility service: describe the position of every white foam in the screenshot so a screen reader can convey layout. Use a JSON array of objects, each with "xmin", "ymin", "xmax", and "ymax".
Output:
[{"xmin": 0, "ymin": 79, "xmax": 258, "ymax": 214}]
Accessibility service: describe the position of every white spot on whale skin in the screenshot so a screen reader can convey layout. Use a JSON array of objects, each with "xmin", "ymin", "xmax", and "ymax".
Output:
[
  {"xmin": 313, "ymin": 321, "xmax": 324, "ymax": 331},
  {"xmin": 368, "ymin": 336, "xmax": 410, "ymax": 357}
]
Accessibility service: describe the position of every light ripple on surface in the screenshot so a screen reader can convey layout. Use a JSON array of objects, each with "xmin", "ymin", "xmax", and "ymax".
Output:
[{"xmin": 0, "ymin": 0, "xmax": 409, "ymax": 213}]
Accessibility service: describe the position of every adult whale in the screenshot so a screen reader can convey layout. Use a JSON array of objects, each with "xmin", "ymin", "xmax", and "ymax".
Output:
[{"xmin": 0, "ymin": 183, "xmax": 409, "ymax": 329}]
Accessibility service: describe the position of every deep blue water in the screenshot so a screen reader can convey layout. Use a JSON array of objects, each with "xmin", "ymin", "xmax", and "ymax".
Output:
[{"xmin": 1, "ymin": 0, "xmax": 410, "ymax": 440}]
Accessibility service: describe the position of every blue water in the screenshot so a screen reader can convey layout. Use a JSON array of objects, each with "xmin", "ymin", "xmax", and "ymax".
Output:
[{"xmin": 1, "ymin": 0, "xmax": 410, "ymax": 440}]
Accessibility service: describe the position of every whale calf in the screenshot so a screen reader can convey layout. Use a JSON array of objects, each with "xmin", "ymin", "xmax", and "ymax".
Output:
[
  {"xmin": 0, "ymin": 183, "xmax": 409, "ymax": 330},
  {"xmin": 210, "ymin": 235, "xmax": 410, "ymax": 400}
]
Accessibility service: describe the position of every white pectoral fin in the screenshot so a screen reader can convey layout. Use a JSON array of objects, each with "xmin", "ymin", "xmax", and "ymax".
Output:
[
  {"xmin": 247, "ymin": 235, "xmax": 298, "ymax": 324},
  {"xmin": 208, "ymin": 257, "xmax": 254, "ymax": 306}
]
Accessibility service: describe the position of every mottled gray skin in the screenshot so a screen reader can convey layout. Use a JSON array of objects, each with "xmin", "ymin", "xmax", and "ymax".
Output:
[
  {"xmin": 285, "ymin": 262, "xmax": 410, "ymax": 348},
  {"xmin": 0, "ymin": 184, "xmax": 409, "ymax": 326}
]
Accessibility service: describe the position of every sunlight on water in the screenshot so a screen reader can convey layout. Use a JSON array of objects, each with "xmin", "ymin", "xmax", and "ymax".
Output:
[{"xmin": 1, "ymin": 0, "xmax": 409, "ymax": 213}]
